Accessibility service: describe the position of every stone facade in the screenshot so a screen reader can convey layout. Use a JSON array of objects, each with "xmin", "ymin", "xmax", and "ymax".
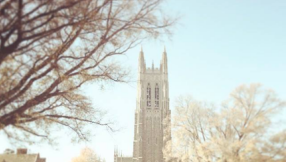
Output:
[
  {"xmin": 133, "ymin": 48, "xmax": 171, "ymax": 162},
  {"xmin": 114, "ymin": 48, "xmax": 171, "ymax": 162}
]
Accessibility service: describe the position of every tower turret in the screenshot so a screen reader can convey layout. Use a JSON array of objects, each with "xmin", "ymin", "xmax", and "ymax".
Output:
[
  {"xmin": 114, "ymin": 146, "xmax": 118, "ymax": 162},
  {"xmin": 161, "ymin": 46, "xmax": 168, "ymax": 74},
  {"xmin": 138, "ymin": 46, "xmax": 146, "ymax": 74}
]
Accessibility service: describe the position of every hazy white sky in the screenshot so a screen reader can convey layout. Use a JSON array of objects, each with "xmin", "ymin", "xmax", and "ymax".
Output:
[{"xmin": 1, "ymin": 0, "xmax": 286, "ymax": 162}]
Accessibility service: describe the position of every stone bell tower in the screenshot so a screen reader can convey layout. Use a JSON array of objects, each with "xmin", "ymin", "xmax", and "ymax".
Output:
[{"xmin": 132, "ymin": 47, "xmax": 171, "ymax": 162}]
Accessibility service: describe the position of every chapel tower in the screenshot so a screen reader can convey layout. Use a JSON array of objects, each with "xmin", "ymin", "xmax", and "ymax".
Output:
[{"xmin": 132, "ymin": 47, "xmax": 172, "ymax": 162}]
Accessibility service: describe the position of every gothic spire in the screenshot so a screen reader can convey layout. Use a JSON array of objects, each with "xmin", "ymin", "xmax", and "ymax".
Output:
[
  {"xmin": 138, "ymin": 46, "xmax": 145, "ymax": 73},
  {"xmin": 161, "ymin": 46, "xmax": 168, "ymax": 74}
]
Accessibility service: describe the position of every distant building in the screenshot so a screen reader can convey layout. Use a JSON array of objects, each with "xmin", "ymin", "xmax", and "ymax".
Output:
[
  {"xmin": 0, "ymin": 148, "xmax": 46, "ymax": 162},
  {"xmin": 114, "ymin": 149, "xmax": 132, "ymax": 162},
  {"xmin": 115, "ymin": 48, "xmax": 172, "ymax": 162}
]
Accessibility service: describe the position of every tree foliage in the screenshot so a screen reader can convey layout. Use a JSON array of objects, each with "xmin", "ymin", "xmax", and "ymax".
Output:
[
  {"xmin": 172, "ymin": 84, "xmax": 286, "ymax": 162},
  {"xmin": 0, "ymin": 0, "xmax": 175, "ymax": 144},
  {"xmin": 71, "ymin": 147, "xmax": 104, "ymax": 162}
]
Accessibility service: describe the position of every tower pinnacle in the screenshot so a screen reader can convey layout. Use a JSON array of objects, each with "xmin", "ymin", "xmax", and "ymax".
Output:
[
  {"xmin": 161, "ymin": 47, "xmax": 168, "ymax": 74},
  {"xmin": 138, "ymin": 47, "xmax": 145, "ymax": 73}
]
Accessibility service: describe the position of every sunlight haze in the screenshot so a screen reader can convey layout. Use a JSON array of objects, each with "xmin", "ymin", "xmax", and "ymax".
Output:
[{"xmin": 1, "ymin": 0, "xmax": 286, "ymax": 162}]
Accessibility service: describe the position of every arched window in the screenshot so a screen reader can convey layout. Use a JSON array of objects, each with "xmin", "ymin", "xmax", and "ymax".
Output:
[
  {"xmin": 155, "ymin": 83, "xmax": 159, "ymax": 107},
  {"xmin": 147, "ymin": 83, "xmax": 151, "ymax": 107}
]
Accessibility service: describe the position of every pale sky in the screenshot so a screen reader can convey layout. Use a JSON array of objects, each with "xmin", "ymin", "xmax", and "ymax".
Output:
[{"xmin": 1, "ymin": 0, "xmax": 286, "ymax": 162}]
